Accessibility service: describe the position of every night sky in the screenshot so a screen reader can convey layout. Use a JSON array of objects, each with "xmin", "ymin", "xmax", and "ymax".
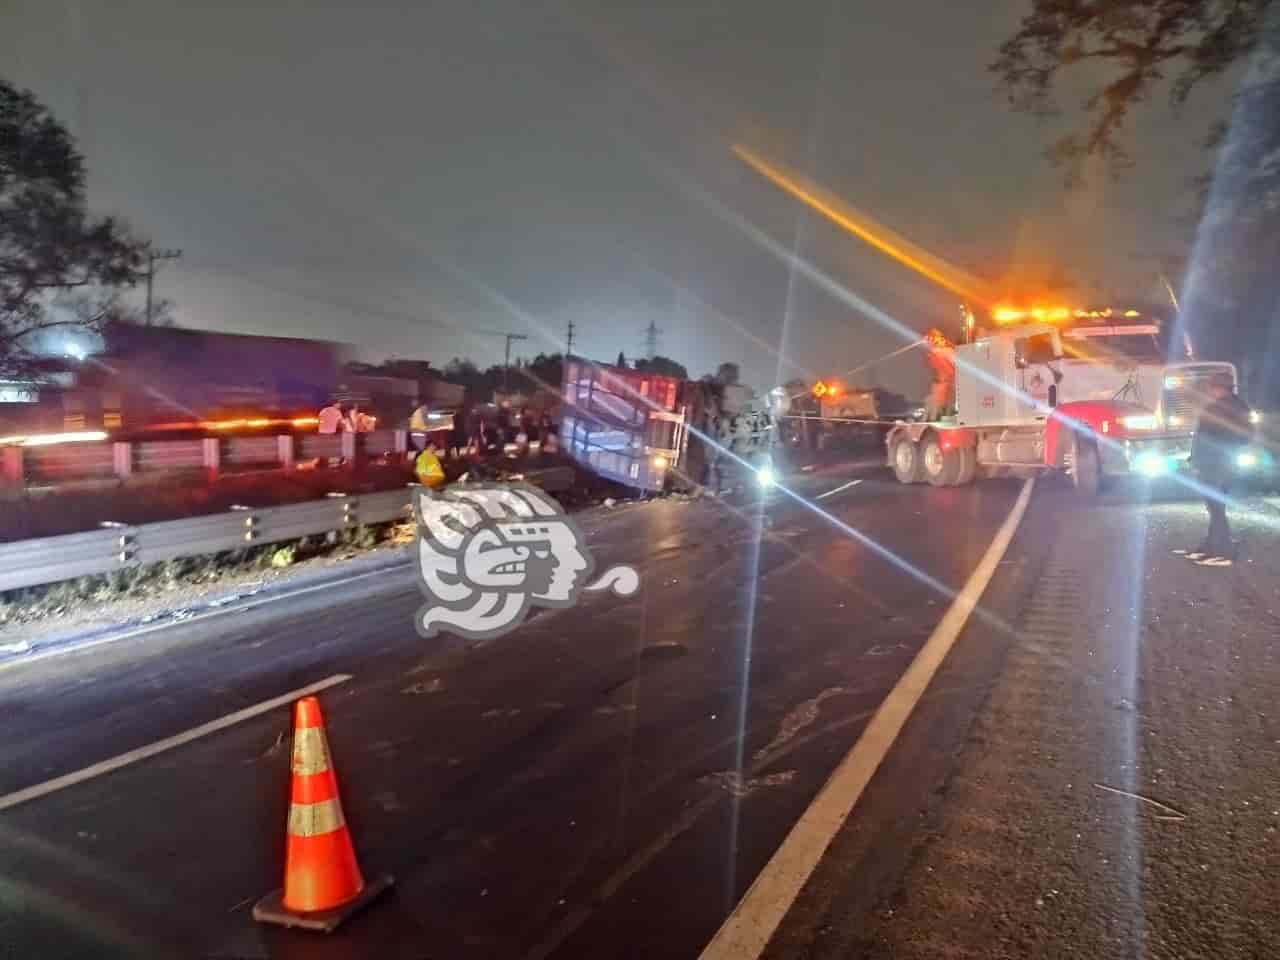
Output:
[{"xmin": 2, "ymin": 1, "xmax": 1234, "ymax": 397}]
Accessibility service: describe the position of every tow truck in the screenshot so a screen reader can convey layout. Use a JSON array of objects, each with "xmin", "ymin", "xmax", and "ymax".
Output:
[{"xmin": 885, "ymin": 306, "xmax": 1244, "ymax": 494}]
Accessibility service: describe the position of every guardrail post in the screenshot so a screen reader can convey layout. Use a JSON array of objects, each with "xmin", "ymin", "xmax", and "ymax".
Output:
[
  {"xmin": 112, "ymin": 441, "xmax": 134, "ymax": 479},
  {"xmin": 277, "ymin": 434, "xmax": 296, "ymax": 469},
  {"xmin": 1, "ymin": 446, "xmax": 22, "ymax": 488},
  {"xmin": 393, "ymin": 429, "xmax": 408, "ymax": 455},
  {"xmin": 202, "ymin": 437, "xmax": 221, "ymax": 482}
]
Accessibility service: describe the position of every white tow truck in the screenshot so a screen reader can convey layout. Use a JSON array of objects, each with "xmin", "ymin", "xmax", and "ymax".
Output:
[{"xmin": 884, "ymin": 307, "xmax": 1242, "ymax": 494}]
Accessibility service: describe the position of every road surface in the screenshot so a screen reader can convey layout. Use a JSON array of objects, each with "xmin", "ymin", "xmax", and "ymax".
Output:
[
  {"xmin": 0, "ymin": 460, "xmax": 1023, "ymax": 959},
  {"xmin": 6, "ymin": 464, "xmax": 1275, "ymax": 959}
]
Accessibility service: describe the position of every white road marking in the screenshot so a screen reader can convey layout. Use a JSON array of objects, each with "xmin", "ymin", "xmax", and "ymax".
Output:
[
  {"xmin": 698, "ymin": 478, "xmax": 1035, "ymax": 960},
  {"xmin": 0, "ymin": 673, "xmax": 352, "ymax": 813},
  {"xmin": 815, "ymin": 479, "xmax": 864, "ymax": 501}
]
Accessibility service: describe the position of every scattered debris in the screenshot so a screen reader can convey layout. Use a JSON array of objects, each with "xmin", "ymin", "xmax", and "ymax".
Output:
[
  {"xmin": 481, "ymin": 707, "xmax": 521, "ymax": 719},
  {"xmin": 755, "ymin": 687, "xmax": 848, "ymax": 762},
  {"xmin": 401, "ymin": 677, "xmax": 443, "ymax": 695},
  {"xmin": 593, "ymin": 703, "xmax": 637, "ymax": 716},
  {"xmin": 603, "ymin": 498, "xmax": 616, "ymax": 508},
  {"xmin": 699, "ymin": 769, "xmax": 797, "ymax": 798},
  {"xmin": 1093, "ymin": 782, "xmax": 1188, "ymax": 822},
  {"xmin": 260, "ymin": 730, "xmax": 286, "ymax": 759}
]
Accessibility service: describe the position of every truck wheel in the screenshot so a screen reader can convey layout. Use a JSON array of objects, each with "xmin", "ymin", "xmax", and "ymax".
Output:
[
  {"xmin": 891, "ymin": 435, "xmax": 923, "ymax": 484},
  {"xmin": 922, "ymin": 434, "xmax": 961, "ymax": 487},
  {"xmin": 956, "ymin": 446, "xmax": 977, "ymax": 485},
  {"xmin": 1071, "ymin": 435, "xmax": 1101, "ymax": 496}
]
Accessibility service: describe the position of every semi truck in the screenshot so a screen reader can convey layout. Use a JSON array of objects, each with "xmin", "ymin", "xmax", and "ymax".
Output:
[{"xmin": 884, "ymin": 306, "xmax": 1247, "ymax": 494}]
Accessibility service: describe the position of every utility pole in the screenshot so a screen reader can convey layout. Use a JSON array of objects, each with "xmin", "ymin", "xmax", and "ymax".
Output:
[
  {"xmin": 477, "ymin": 330, "xmax": 531, "ymax": 397},
  {"xmin": 565, "ymin": 319, "xmax": 576, "ymax": 357},
  {"xmin": 502, "ymin": 333, "xmax": 529, "ymax": 395},
  {"xmin": 144, "ymin": 247, "xmax": 182, "ymax": 325}
]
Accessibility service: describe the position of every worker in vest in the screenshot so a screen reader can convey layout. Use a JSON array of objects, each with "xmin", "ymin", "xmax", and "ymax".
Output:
[{"xmin": 414, "ymin": 439, "xmax": 447, "ymax": 489}]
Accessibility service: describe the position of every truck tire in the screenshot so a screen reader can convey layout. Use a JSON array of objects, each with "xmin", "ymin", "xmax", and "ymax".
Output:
[
  {"xmin": 1071, "ymin": 435, "xmax": 1101, "ymax": 496},
  {"xmin": 891, "ymin": 435, "xmax": 923, "ymax": 484},
  {"xmin": 956, "ymin": 446, "xmax": 977, "ymax": 485},
  {"xmin": 922, "ymin": 434, "xmax": 961, "ymax": 487}
]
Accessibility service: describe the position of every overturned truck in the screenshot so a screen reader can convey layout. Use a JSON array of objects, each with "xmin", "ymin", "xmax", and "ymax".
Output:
[{"xmin": 559, "ymin": 357, "xmax": 776, "ymax": 493}]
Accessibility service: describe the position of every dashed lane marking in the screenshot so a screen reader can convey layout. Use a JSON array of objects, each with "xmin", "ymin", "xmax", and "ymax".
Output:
[
  {"xmin": 0, "ymin": 673, "xmax": 352, "ymax": 812},
  {"xmin": 697, "ymin": 478, "xmax": 1035, "ymax": 960}
]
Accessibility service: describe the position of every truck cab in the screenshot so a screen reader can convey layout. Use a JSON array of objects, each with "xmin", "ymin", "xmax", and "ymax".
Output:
[{"xmin": 886, "ymin": 306, "xmax": 1245, "ymax": 494}]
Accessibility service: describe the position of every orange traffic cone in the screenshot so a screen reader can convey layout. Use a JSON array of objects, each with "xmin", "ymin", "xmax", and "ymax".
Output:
[{"xmin": 253, "ymin": 696, "xmax": 393, "ymax": 933}]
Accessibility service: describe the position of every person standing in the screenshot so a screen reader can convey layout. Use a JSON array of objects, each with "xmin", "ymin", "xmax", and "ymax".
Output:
[
  {"xmin": 1185, "ymin": 373, "xmax": 1252, "ymax": 567},
  {"xmin": 317, "ymin": 401, "xmax": 344, "ymax": 434}
]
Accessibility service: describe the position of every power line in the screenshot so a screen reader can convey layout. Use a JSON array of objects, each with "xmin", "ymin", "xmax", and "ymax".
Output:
[
  {"xmin": 144, "ymin": 247, "xmax": 182, "ymax": 325},
  {"xmin": 643, "ymin": 318, "xmax": 661, "ymax": 361}
]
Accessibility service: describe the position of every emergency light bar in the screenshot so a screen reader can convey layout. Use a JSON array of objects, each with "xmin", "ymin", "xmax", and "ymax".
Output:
[{"xmin": 1063, "ymin": 325, "xmax": 1160, "ymax": 338}]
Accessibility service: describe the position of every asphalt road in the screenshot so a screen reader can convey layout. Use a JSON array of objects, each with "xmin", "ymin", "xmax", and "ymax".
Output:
[
  {"xmin": 765, "ymin": 481, "xmax": 1280, "ymax": 960},
  {"xmin": 0, "ymin": 462, "xmax": 1026, "ymax": 960}
]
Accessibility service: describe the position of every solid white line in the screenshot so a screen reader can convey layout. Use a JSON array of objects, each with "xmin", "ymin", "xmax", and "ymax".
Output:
[
  {"xmin": 815, "ymin": 479, "xmax": 864, "ymax": 501},
  {"xmin": 698, "ymin": 478, "xmax": 1035, "ymax": 960},
  {"xmin": 0, "ymin": 673, "xmax": 352, "ymax": 813}
]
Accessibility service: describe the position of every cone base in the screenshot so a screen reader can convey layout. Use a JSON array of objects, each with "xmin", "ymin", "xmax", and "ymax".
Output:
[{"xmin": 252, "ymin": 873, "xmax": 394, "ymax": 933}]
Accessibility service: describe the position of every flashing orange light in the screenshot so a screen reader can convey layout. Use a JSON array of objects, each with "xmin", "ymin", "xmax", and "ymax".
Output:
[
  {"xmin": 246, "ymin": 418, "xmax": 271, "ymax": 428},
  {"xmin": 1123, "ymin": 309, "xmax": 1141, "ymax": 317},
  {"xmin": 292, "ymin": 416, "xmax": 320, "ymax": 427},
  {"xmin": 812, "ymin": 380, "xmax": 830, "ymax": 399}
]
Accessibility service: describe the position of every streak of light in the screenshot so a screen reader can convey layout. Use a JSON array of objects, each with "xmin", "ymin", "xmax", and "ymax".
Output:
[
  {"xmin": 0, "ymin": 430, "xmax": 108, "ymax": 447},
  {"xmin": 732, "ymin": 144, "xmax": 996, "ymax": 306}
]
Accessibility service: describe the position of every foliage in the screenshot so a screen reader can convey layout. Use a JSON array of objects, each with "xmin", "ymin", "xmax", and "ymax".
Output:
[
  {"xmin": 992, "ymin": 1, "xmax": 1273, "ymax": 183},
  {"xmin": 1, "ymin": 78, "xmax": 147, "ymax": 374},
  {"xmin": 633, "ymin": 354, "xmax": 689, "ymax": 380},
  {"xmin": 616, "ymin": 351, "xmax": 627, "ymax": 368},
  {"xmin": 713, "ymin": 361, "xmax": 741, "ymax": 386}
]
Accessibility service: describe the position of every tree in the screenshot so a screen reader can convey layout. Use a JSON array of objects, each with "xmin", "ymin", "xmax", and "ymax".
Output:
[
  {"xmin": 1, "ymin": 79, "xmax": 147, "ymax": 374},
  {"xmin": 714, "ymin": 361, "xmax": 740, "ymax": 386},
  {"xmin": 992, "ymin": 2, "xmax": 1272, "ymax": 185},
  {"xmin": 616, "ymin": 351, "xmax": 627, "ymax": 368},
  {"xmin": 519, "ymin": 351, "xmax": 564, "ymax": 395},
  {"xmin": 633, "ymin": 354, "xmax": 689, "ymax": 380},
  {"xmin": 993, "ymin": 3, "xmax": 1280, "ymax": 401}
]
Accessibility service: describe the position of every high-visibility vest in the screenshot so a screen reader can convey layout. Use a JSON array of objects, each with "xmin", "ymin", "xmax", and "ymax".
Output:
[{"xmin": 415, "ymin": 450, "xmax": 446, "ymax": 488}]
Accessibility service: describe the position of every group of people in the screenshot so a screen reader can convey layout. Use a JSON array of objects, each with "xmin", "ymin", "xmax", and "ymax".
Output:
[
  {"xmin": 406, "ymin": 403, "xmax": 560, "ymax": 491},
  {"xmin": 317, "ymin": 402, "xmax": 376, "ymax": 434}
]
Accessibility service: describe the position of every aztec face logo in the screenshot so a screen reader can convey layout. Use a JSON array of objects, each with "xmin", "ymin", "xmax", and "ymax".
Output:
[{"xmin": 414, "ymin": 484, "xmax": 639, "ymax": 640}]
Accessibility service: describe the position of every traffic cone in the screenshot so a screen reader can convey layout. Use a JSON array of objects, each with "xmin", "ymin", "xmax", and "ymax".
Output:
[{"xmin": 253, "ymin": 696, "xmax": 393, "ymax": 933}]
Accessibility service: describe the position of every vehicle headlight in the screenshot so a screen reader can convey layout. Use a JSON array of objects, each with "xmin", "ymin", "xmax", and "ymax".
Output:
[
  {"xmin": 1249, "ymin": 409, "xmax": 1263, "ymax": 425},
  {"xmin": 1120, "ymin": 414, "xmax": 1160, "ymax": 431},
  {"xmin": 652, "ymin": 454, "xmax": 669, "ymax": 470},
  {"xmin": 756, "ymin": 465, "xmax": 776, "ymax": 488},
  {"xmin": 1237, "ymin": 450, "xmax": 1259, "ymax": 470},
  {"xmin": 1134, "ymin": 451, "xmax": 1171, "ymax": 477},
  {"xmin": 1164, "ymin": 376, "xmax": 1182, "ymax": 390},
  {"xmin": 1167, "ymin": 415, "xmax": 1185, "ymax": 428}
]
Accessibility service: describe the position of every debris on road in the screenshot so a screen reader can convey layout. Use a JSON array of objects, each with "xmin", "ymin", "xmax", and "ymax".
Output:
[
  {"xmin": 700, "ymin": 769, "xmax": 797, "ymax": 798},
  {"xmin": 1093, "ymin": 782, "xmax": 1188, "ymax": 822},
  {"xmin": 755, "ymin": 687, "xmax": 849, "ymax": 762}
]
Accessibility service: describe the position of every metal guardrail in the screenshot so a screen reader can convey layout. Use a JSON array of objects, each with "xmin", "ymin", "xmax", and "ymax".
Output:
[
  {"xmin": 0, "ymin": 488, "xmax": 416, "ymax": 594},
  {"xmin": 0, "ymin": 463, "xmax": 578, "ymax": 594}
]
